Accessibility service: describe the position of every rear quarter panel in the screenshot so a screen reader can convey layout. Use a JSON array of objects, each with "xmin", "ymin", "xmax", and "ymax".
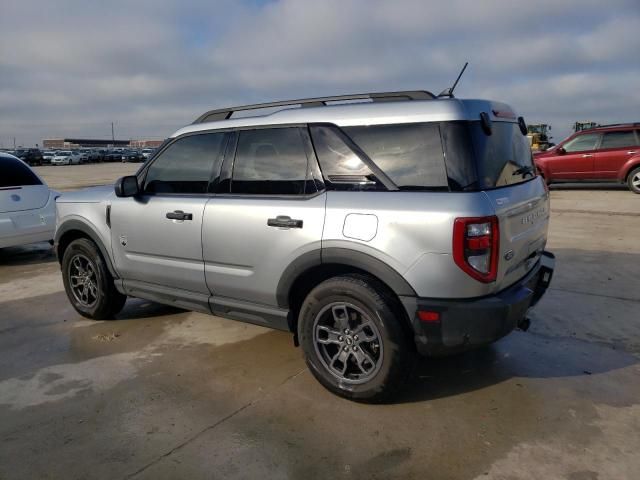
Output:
[{"xmin": 322, "ymin": 191, "xmax": 497, "ymax": 299}]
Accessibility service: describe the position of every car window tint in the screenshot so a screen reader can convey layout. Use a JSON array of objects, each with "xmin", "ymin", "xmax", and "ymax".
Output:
[
  {"xmin": 563, "ymin": 134, "xmax": 600, "ymax": 153},
  {"xmin": 343, "ymin": 123, "xmax": 448, "ymax": 190},
  {"xmin": 231, "ymin": 128, "xmax": 308, "ymax": 195},
  {"xmin": 309, "ymin": 125, "xmax": 383, "ymax": 191},
  {"xmin": 144, "ymin": 133, "xmax": 227, "ymax": 194},
  {"xmin": 599, "ymin": 131, "xmax": 638, "ymax": 149},
  {"xmin": 468, "ymin": 121, "xmax": 534, "ymax": 189},
  {"xmin": 0, "ymin": 156, "xmax": 42, "ymax": 187}
]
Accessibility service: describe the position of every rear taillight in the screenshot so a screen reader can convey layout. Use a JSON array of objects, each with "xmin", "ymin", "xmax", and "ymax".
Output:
[{"xmin": 453, "ymin": 216, "xmax": 499, "ymax": 283}]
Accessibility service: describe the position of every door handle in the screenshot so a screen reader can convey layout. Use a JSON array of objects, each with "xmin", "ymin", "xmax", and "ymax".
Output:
[
  {"xmin": 581, "ymin": 154, "xmax": 593, "ymax": 158},
  {"xmin": 166, "ymin": 210, "xmax": 193, "ymax": 221},
  {"xmin": 628, "ymin": 151, "xmax": 637, "ymax": 155},
  {"xmin": 267, "ymin": 215, "xmax": 303, "ymax": 229}
]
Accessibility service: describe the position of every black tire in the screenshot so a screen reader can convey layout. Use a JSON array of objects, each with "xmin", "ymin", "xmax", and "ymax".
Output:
[
  {"xmin": 298, "ymin": 275, "xmax": 414, "ymax": 403},
  {"xmin": 61, "ymin": 238, "xmax": 127, "ymax": 320},
  {"xmin": 627, "ymin": 167, "xmax": 640, "ymax": 194}
]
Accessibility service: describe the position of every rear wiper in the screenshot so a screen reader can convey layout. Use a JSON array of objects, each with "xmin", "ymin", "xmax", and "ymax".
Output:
[{"xmin": 512, "ymin": 165, "xmax": 535, "ymax": 178}]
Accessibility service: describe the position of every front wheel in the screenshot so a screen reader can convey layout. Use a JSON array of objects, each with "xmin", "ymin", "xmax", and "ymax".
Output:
[
  {"xmin": 628, "ymin": 167, "xmax": 640, "ymax": 194},
  {"xmin": 62, "ymin": 238, "xmax": 127, "ymax": 319},
  {"xmin": 298, "ymin": 275, "xmax": 414, "ymax": 403}
]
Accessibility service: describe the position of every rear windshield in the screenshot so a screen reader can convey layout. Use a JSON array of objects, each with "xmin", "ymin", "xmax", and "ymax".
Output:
[
  {"xmin": 0, "ymin": 156, "xmax": 42, "ymax": 187},
  {"xmin": 440, "ymin": 121, "xmax": 534, "ymax": 190}
]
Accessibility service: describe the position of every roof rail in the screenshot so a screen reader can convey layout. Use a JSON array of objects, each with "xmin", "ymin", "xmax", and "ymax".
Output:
[{"xmin": 193, "ymin": 90, "xmax": 436, "ymax": 124}]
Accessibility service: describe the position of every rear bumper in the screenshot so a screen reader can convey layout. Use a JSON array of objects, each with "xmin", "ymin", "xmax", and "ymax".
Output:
[{"xmin": 403, "ymin": 251, "xmax": 555, "ymax": 356}]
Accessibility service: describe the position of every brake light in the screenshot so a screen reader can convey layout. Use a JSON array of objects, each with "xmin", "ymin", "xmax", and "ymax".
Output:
[{"xmin": 453, "ymin": 216, "xmax": 499, "ymax": 283}]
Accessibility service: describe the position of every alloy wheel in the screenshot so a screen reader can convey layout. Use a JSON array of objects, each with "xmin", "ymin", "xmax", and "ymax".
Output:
[
  {"xmin": 68, "ymin": 254, "xmax": 99, "ymax": 307},
  {"xmin": 313, "ymin": 302, "xmax": 383, "ymax": 384}
]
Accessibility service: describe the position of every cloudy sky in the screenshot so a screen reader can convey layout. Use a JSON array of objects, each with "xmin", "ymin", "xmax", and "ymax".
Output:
[{"xmin": 1, "ymin": 0, "xmax": 639, "ymax": 148}]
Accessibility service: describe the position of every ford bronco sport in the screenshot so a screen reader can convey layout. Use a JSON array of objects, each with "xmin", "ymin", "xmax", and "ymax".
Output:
[{"xmin": 55, "ymin": 90, "xmax": 555, "ymax": 401}]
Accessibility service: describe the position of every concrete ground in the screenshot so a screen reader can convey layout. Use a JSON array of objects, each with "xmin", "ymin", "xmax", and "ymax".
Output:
[{"xmin": 1, "ymin": 166, "xmax": 639, "ymax": 479}]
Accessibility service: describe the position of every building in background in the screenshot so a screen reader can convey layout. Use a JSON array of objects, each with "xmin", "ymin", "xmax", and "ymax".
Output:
[
  {"xmin": 129, "ymin": 139, "xmax": 164, "ymax": 148},
  {"xmin": 43, "ymin": 138, "xmax": 163, "ymax": 149}
]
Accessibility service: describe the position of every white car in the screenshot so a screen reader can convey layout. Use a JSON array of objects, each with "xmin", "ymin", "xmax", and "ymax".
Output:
[
  {"xmin": 42, "ymin": 151, "xmax": 56, "ymax": 164},
  {"xmin": 52, "ymin": 151, "xmax": 82, "ymax": 165},
  {"xmin": 0, "ymin": 153, "xmax": 58, "ymax": 248},
  {"xmin": 141, "ymin": 148, "xmax": 155, "ymax": 159}
]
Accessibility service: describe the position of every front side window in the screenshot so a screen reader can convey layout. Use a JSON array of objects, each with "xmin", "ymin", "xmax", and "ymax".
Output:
[
  {"xmin": 563, "ymin": 133, "xmax": 600, "ymax": 153},
  {"xmin": 144, "ymin": 133, "xmax": 227, "ymax": 194},
  {"xmin": 231, "ymin": 128, "xmax": 309, "ymax": 195},
  {"xmin": 599, "ymin": 131, "xmax": 638, "ymax": 150},
  {"xmin": 343, "ymin": 123, "xmax": 448, "ymax": 190},
  {"xmin": 0, "ymin": 156, "xmax": 42, "ymax": 187}
]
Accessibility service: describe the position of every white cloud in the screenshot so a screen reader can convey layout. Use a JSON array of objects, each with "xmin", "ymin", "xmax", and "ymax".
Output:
[{"xmin": 0, "ymin": 0, "xmax": 638, "ymax": 147}]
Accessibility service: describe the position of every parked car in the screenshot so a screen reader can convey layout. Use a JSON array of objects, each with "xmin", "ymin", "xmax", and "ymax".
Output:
[
  {"xmin": 42, "ymin": 151, "xmax": 56, "ymax": 164},
  {"xmin": 141, "ymin": 148, "xmax": 155, "ymax": 159},
  {"xmin": 103, "ymin": 149, "xmax": 124, "ymax": 162},
  {"xmin": 1, "ymin": 153, "xmax": 58, "ymax": 248},
  {"xmin": 534, "ymin": 123, "xmax": 640, "ymax": 193},
  {"xmin": 55, "ymin": 90, "xmax": 555, "ymax": 402},
  {"xmin": 15, "ymin": 148, "xmax": 44, "ymax": 166},
  {"xmin": 121, "ymin": 149, "xmax": 144, "ymax": 163},
  {"xmin": 52, "ymin": 151, "xmax": 82, "ymax": 165}
]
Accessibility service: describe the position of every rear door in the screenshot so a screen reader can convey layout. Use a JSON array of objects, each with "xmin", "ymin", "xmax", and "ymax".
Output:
[
  {"xmin": 202, "ymin": 126, "xmax": 325, "ymax": 319},
  {"xmin": 110, "ymin": 132, "xmax": 228, "ymax": 297},
  {"xmin": 594, "ymin": 130, "xmax": 640, "ymax": 179},
  {"xmin": 549, "ymin": 133, "xmax": 600, "ymax": 179}
]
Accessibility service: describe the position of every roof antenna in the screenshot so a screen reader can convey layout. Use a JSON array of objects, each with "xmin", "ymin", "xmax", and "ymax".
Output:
[{"xmin": 438, "ymin": 62, "xmax": 468, "ymax": 98}]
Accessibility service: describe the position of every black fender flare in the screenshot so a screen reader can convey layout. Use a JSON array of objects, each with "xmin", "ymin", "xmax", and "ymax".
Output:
[
  {"xmin": 55, "ymin": 219, "xmax": 119, "ymax": 278},
  {"xmin": 276, "ymin": 247, "xmax": 416, "ymax": 308}
]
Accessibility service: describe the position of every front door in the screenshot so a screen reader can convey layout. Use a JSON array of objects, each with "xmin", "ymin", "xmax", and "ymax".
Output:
[
  {"xmin": 549, "ymin": 133, "xmax": 600, "ymax": 180},
  {"xmin": 110, "ymin": 132, "xmax": 228, "ymax": 296}
]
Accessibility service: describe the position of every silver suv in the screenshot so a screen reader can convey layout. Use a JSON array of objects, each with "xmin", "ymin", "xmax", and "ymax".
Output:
[{"xmin": 55, "ymin": 91, "xmax": 555, "ymax": 402}]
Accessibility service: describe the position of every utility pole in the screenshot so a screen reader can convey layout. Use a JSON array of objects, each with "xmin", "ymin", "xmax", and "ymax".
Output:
[
  {"xmin": 13, "ymin": 137, "xmax": 16, "ymax": 149},
  {"xmin": 111, "ymin": 122, "xmax": 115, "ymax": 143}
]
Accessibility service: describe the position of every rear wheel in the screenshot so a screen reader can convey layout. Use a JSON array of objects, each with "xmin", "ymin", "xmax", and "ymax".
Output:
[
  {"xmin": 298, "ymin": 275, "xmax": 413, "ymax": 402},
  {"xmin": 62, "ymin": 238, "xmax": 127, "ymax": 319},
  {"xmin": 627, "ymin": 167, "xmax": 640, "ymax": 194}
]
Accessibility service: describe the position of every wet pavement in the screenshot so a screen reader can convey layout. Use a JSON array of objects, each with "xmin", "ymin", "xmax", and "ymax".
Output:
[{"xmin": 1, "ymin": 175, "xmax": 639, "ymax": 479}]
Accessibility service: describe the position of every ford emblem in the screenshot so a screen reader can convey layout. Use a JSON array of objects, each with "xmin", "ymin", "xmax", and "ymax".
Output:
[{"xmin": 10, "ymin": 194, "xmax": 21, "ymax": 202}]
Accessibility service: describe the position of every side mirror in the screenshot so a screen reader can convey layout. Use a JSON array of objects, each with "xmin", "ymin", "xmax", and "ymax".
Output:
[
  {"xmin": 115, "ymin": 176, "xmax": 140, "ymax": 197},
  {"xmin": 557, "ymin": 147, "xmax": 566, "ymax": 155}
]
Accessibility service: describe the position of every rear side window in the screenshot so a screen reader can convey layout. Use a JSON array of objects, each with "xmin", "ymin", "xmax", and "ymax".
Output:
[
  {"xmin": 231, "ymin": 128, "xmax": 309, "ymax": 195},
  {"xmin": 343, "ymin": 123, "xmax": 448, "ymax": 190},
  {"xmin": 599, "ymin": 131, "xmax": 638, "ymax": 149},
  {"xmin": 563, "ymin": 133, "xmax": 600, "ymax": 153},
  {"xmin": 309, "ymin": 125, "xmax": 383, "ymax": 191},
  {"xmin": 0, "ymin": 156, "xmax": 42, "ymax": 187},
  {"xmin": 144, "ymin": 133, "xmax": 227, "ymax": 194}
]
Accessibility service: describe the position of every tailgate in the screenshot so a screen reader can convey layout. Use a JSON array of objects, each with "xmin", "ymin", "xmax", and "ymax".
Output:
[{"xmin": 483, "ymin": 178, "xmax": 550, "ymax": 291}]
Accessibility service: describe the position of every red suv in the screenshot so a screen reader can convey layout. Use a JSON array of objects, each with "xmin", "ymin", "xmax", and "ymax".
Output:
[{"xmin": 534, "ymin": 123, "xmax": 640, "ymax": 193}]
